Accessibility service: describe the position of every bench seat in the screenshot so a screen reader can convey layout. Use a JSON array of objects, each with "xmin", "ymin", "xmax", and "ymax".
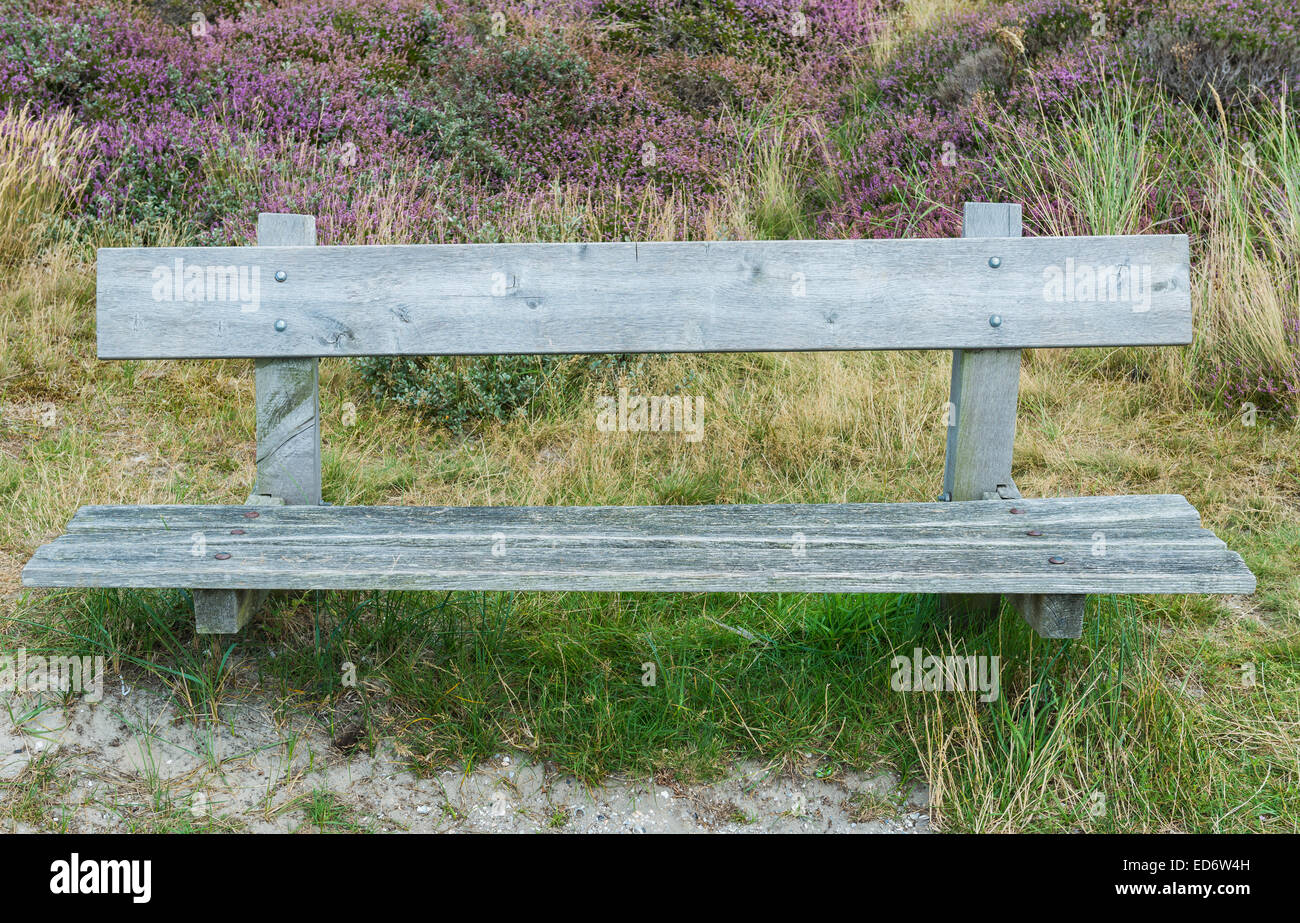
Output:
[{"xmin": 22, "ymin": 495, "xmax": 1254, "ymax": 596}]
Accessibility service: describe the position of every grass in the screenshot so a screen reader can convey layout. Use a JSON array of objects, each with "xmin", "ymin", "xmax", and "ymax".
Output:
[
  {"xmin": 0, "ymin": 104, "xmax": 96, "ymax": 267},
  {"xmin": 2, "ymin": 751, "xmax": 74, "ymax": 830},
  {"xmin": 278, "ymin": 790, "xmax": 374, "ymax": 834},
  {"xmin": 998, "ymin": 70, "xmax": 1170, "ymax": 238},
  {"xmin": 1, "ymin": 31, "xmax": 1298, "ymax": 833},
  {"xmin": 866, "ymin": 0, "xmax": 982, "ymax": 67},
  {"xmin": 995, "ymin": 78, "xmax": 1300, "ymax": 406}
]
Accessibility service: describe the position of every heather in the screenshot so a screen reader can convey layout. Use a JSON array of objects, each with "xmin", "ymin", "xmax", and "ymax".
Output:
[
  {"xmin": 3, "ymin": 0, "xmax": 1295, "ymax": 421},
  {"xmin": 0, "ymin": 0, "xmax": 822, "ymax": 242},
  {"xmin": 0, "ymin": 0, "xmax": 1296, "ymax": 425}
]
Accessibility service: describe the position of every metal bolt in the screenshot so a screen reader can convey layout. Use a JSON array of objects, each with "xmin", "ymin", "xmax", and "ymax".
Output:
[
  {"xmin": 230, "ymin": 528, "xmax": 246, "ymax": 535},
  {"xmin": 1026, "ymin": 529, "xmax": 1043, "ymax": 536},
  {"xmin": 274, "ymin": 319, "xmax": 287, "ymax": 332},
  {"xmin": 274, "ymin": 270, "xmax": 287, "ymax": 283},
  {"xmin": 1048, "ymin": 556, "xmax": 1065, "ymax": 565},
  {"xmin": 243, "ymin": 511, "xmax": 260, "ymax": 519},
  {"xmin": 989, "ymin": 314, "xmax": 1003, "ymax": 328},
  {"xmin": 214, "ymin": 552, "xmax": 231, "ymax": 560},
  {"xmin": 988, "ymin": 256, "xmax": 1001, "ymax": 269},
  {"xmin": 1009, "ymin": 507, "xmax": 1023, "ymax": 514}
]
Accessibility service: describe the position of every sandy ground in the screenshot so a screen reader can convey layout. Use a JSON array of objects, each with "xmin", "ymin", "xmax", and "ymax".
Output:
[{"xmin": 0, "ymin": 681, "xmax": 931, "ymax": 834}]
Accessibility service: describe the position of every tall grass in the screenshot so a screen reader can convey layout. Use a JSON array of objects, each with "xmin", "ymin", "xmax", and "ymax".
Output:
[
  {"xmin": 867, "ymin": 0, "xmax": 981, "ymax": 68},
  {"xmin": 0, "ymin": 105, "xmax": 97, "ymax": 266},
  {"xmin": 720, "ymin": 103, "xmax": 829, "ymax": 240},
  {"xmin": 1190, "ymin": 92, "xmax": 1300, "ymax": 394},
  {"xmin": 994, "ymin": 71, "xmax": 1169, "ymax": 237},
  {"xmin": 993, "ymin": 75, "xmax": 1300, "ymax": 415}
]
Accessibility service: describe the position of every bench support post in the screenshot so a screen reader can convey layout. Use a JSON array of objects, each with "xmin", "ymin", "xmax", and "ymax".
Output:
[
  {"xmin": 194, "ymin": 588, "xmax": 266, "ymax": 635},
  {"xmin": 1006, "ymin": 593, "xmax": 1085, "ymax": 639},
  {"xmin": 192, "ymin": 493, "xmax": 285, "ymax": 635},
  {"xmin": 940, "ymin": 203, "xmax": 1083, "ymax": 638},
  {"xmin": 252, "ymin": 213, "xmax": 322, "ymax": 506},
  {"xmin": 191, "ymin": 214, "xmax": 320, "ymax": 635}
]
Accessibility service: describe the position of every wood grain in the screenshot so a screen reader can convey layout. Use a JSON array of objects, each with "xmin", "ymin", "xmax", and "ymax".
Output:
[
  {"xmin": 190, "ymin": 493, "xmax": 283, "ymax": 633},
  {"xmin": 941, "ymin": 203, "xmax": 1025, "ymax": 620},
  {"xmin": 253, "ymin": 214, "xmax": 321, "ymax": 506},
  {"xmin": 22, "ymin": 496, "xmax": 1256, "ymax": 595},
  {"xmin": 194, "ymin": 587, "xmax": 264, "ymax": 634},
  {"xmin": 96, "ymin": 235, "xmax": 1194, "ymax": 358},
  {"xmin": 1006, "ymin": 593, "xmax": 1086, "ymax": 639},
  {"xmin": 945, "ymin": 203, "xmax": 1024, "ymax": 504}
]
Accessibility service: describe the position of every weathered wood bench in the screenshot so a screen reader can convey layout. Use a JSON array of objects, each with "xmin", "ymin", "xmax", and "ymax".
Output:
[{"xmin": 22, "ymin": 203, "xmax": 1255, "ymax": 637}]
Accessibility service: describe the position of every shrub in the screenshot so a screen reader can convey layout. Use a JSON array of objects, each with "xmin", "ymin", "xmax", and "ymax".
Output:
[
  {"xmin": 391, "ymin": 38, "xmax": 593, "ymax": 182},
  {"xmin": 597, "ymin": 0, "xmax": 793, "ymax": 60},
  {"xmin": 354, "ymin": 351, "xmax": 644, "ymax": 433},
  {"xmin": 1124, "ymin": 0, "xmax": 1300, "ymax": 110},
  {"xmin": 352, "ymin": 354, "xmax": 561, "ymax": 433}
]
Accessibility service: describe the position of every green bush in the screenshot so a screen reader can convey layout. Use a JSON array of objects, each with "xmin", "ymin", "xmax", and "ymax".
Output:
[
  {"xmin": 390, "ymin": 39, "xmax": 591, "ymax": 182},
  {"xmin": 354, "ymin": 349, "xmax": 646, "ymax": 433},
  {"xmin": 353, "ymin": 355, "xmax": 555, "ymax": 432},
  {"xmin": 597, "ymin": 0, "xmax": 796, "ymax": 61}
]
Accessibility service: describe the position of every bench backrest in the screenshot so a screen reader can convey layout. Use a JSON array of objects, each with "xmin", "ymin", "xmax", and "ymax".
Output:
[
  {"xmin": 91, "ymin": 203, "xmax": 1194, "ymax": 510},
  {"xmin": 96, "ymin": 219, "xmax": 1191, "ymax": 360}
]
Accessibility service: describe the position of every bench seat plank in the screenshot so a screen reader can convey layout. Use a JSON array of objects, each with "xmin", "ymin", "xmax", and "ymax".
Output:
[{"xmin": 23, "ymin": 496, "xmax": 1254, "ymax": 596}]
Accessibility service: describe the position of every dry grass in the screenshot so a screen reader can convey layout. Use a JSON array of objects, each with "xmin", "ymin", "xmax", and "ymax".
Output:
[
  {"xmin": 993, "ymin": 82, "xmax": 1300, "ymax": 415},
  {"xmin": 1194, "ymin": 93, "xmax": 1300, "ymax": 377},
  {"xmin": 867, "ymin": 0, "xmax": 981, "ymax": 67},
  {"xmin": 0, "ymin": 105, "xmax": 97, "ymax": 266}
]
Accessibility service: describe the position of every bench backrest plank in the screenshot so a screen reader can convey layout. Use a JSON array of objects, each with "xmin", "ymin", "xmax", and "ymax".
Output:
[{"xmin": 96, "ymin": 233, "xmax": 1192, "ymax": 359}]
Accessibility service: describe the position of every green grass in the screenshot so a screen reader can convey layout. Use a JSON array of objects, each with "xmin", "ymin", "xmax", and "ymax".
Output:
[
  {"xmin": 0, "ymin": 751, "xmax": 74, "ymax": 830},
  {"xmin": 12, "ymin": 576, "xmax": 1297, "ymax": 832},
  {"xmin": 280, "ymin": 790, "xmax": 374, "ymax": 834}
]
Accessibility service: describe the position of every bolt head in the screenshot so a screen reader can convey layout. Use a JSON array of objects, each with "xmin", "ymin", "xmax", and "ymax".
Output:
[
  {"xmin": 1048, "ymin": 556, "xmax": 1065, "ymax": 565},
  {"xmin": 988, "ymin": 256, "xmax": 1001, "ymax": 268},
  {"xmin": 214, "ymin": 552, "xmax": 232, "ymax": 560},
  {"xmin": 274, "ymin": 270, "xmax": 287, "ymax": 282},
  {"xmin": 243, "ymin": 511, "xmax": 260, "ymax": 519},
  {"xmin": 1026, "ymin": 529, "xmax": 1043, "ymax": 536},
  {"xmin": 989, "ymin": 314, "xmax": 1003, "ymax": 328},
  {"xmin": 274, "ymin": 319, "xmax": 287, "ymax": 332}
]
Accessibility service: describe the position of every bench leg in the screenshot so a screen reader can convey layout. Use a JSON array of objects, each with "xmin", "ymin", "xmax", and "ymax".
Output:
[
  {"xmin": 189, "ymin": 493, "xmax": 284, "ymax": 635},
  {"xmin": 189, "ymin": 212, "xmax": 323, "ymax": 639},
  {"xmin": 194, "ymin": 589, "xmax": 268, "ymax": 635},
  {"xmin": 938, "ymin": 594, "xmax": 999, "ymax": 624},
  {"xmin": 1008, "ymin": 594, "xmax": 1085, "ymax": 639},
  {"xmin": 939, "ymin": 203, "xmax": 1024, "ymax": 625}
]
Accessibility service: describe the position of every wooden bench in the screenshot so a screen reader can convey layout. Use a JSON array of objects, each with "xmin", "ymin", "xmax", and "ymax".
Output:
[{"xmin": 22, "ymin": 203, "xmax": 1256, "ymax": 637}]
